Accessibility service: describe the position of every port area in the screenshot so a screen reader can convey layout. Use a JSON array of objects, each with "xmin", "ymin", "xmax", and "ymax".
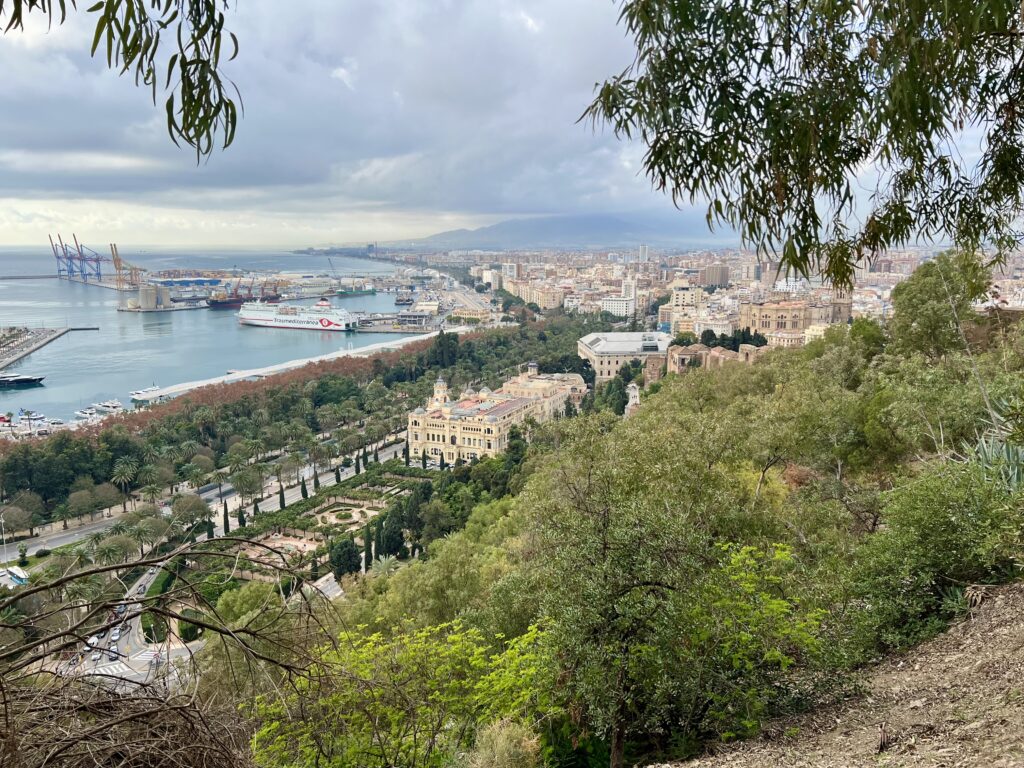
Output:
[
  {"xmin": 116, "ymin": 303, "xmax": 207, "ymax": 313},
  {"xmin": 62, "ymin": 276, "xmax": 134, "ymax": 293},
  {"xmin": 0, "ymin": 327, "xmax": 69, "ymax": 370}
]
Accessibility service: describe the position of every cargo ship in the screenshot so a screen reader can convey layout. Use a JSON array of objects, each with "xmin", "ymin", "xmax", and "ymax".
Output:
[
  {"xmin": 238, "ymin": 299, "xmax": 357, "ymax": 331},
  {"xmin": 208, "ymin": 278, "xmax": 281, "ymax": 309},
  {"xmin": 335, "ymin": 287, "xmax": 376, "ymax": 297}
]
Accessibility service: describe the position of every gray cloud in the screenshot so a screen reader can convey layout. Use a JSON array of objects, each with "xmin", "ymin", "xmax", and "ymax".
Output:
[{"xmin": 0, "ymin": 1, "xmax": 686, "ymax": 244}]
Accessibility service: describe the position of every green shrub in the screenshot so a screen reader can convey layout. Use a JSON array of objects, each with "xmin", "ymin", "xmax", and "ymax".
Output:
[
  {"xmin": 142, "ymin": 612, "xmax": 167, "ymax": 643},
  {"xmin": 34, "ymin": 548, "xmax": 50, "ymax": 558},
  {"xmin": 178, "ymin": 608, "xmax": 204, "ymax": 643},
  {"xmin": 848, "ymin": 461, "xmax": 1021, "ymax": 659}
]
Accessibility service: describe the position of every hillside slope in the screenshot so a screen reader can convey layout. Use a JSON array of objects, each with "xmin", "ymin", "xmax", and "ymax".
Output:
[{"xmin": 653, "ymin": 583, "xmax": 1024, "ymax": 768}]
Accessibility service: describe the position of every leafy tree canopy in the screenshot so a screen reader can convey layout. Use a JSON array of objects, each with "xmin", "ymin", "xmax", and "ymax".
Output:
[
  {"xmin": 588, "ymin": 0, "xmax": 1024, "ymax": 286},
  {"xmin": 1, "ymin": 0, "xmax": 239, "ymax": 158}
]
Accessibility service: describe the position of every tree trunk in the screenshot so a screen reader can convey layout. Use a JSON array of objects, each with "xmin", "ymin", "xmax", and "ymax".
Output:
[{"xmin": 610, "ymin": 723, "xmax": 626, "ymax": 768}]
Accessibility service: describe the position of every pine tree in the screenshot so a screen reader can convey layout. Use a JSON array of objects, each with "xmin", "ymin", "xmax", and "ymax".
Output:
[
  {"xmin": 222, "ymin": 502, "xmax": 230, "ymax": 535},
  {"xmin": 279, "ymin": 485, "xmax": 286, "ymax": 510},
  {"xmin": 300, "ymin": 478, "xmax": 309, "ymax": 499},
  {"xmin": 362, "ymin": 524, "xmax": 372, "ymax": 571},
  {"xmin": 237, "ymin": 507, "xmax": 246, "ymax": 528}
]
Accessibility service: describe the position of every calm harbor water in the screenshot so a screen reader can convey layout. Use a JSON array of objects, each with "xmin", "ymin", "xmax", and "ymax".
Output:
[{"xmin": 0, "ymin": 247, "xmax": 415, "ymax": 421}]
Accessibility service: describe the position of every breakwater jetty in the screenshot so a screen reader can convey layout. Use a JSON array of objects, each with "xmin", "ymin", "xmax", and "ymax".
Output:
[{"xmin": 0, "ymin": 327, "xmax": 98, "ymax": 370}]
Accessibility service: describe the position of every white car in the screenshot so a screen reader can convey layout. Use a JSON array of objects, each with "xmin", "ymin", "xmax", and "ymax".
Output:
[
  {"xmin": 110, "ymin": 629, "xmax": 121, "ymax": 642},
  {"xmin": 90, "ymin": 650, "xmax": 101, "ymax": 661}
]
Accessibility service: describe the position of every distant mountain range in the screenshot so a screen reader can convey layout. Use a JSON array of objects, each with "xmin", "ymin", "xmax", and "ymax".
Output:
[{"xmin": 390, "ymin": 212, "xmax": 738, "ymax": 251}]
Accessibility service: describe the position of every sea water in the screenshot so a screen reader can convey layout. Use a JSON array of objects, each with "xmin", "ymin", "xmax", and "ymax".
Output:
[{"xmin": 0, "ymin": 247, "xmax": 417, "ymax": 421}]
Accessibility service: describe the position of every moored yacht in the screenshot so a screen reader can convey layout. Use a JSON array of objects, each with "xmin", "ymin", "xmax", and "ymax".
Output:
[
  {"xmin": 93, "ymin": 400, "xmax": 123, "ymax": 413},
  {"xmin": 129, "ymin": 386, "xmax": 160, "ymax": 400},
  {"xmin": 74, "ymin": 407, "xmax": 97, "ymax": 420}
]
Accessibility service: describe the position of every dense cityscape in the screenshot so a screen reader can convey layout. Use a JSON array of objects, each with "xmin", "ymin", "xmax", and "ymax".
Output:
[{"xmin": 3, "ymin": 2, "xmax": 1024, "ymax": 768}]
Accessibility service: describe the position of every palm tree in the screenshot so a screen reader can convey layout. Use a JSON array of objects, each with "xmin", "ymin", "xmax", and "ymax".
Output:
[
  {"xmin": 110, "ymin": 456, "xmax": 139, "ymax": 512},
  {"xmin": 213, "ymin": 468, "xmax": 230, "ymax": 502},
  {"xmin": 136, "ymin": 463, "xmax": 158, "ymax": 488},
  {"xmin": 370, "ymin": 554, "xmax": 400, "ymax": 577},
  {"xmin": 178, "ymin": 439, "xmax": 201, "ymax": 462},
  {"xmin": 54, "ymin": 505, "xmax": 75, "ymax": 531},
  {"xmin": 141, "ymin": 484, "xmax": 162, "ymax": 504}
]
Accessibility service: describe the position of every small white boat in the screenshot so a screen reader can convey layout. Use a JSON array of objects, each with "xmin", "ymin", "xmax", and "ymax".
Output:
[
  {"xmin": 94, "ymin": 400, "xmax": 123, "ymax": 413},
  {"xmin": 47, "ymin": 418, "xmax": 65, "ymax": 426},
  {"xmin": 129, "ymin": 386, "xmax": 160, "ymax": 399},
  {"xmin": 74, "ymin": 407, "xmax": 97, "ymax": 420},
  {"xmin": 20, "ymin": 410, "xmax": 46, "ymax": 422}
]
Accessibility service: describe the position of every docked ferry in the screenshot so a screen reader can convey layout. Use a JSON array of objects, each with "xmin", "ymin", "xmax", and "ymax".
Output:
[{"xmin": 238, "ymin": 299, "xmax": 357, "ymax": 331}]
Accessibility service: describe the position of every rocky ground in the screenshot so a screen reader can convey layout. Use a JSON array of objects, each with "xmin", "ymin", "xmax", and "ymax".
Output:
[{"xmin": 652, "ymin": 583, "xmax": 1024, "ymax": 768}]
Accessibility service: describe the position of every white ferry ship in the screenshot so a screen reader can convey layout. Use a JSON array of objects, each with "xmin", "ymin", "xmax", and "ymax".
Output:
[{"xmin": 237, "ymin": 299, "xmax": 357, "ymax": 332}]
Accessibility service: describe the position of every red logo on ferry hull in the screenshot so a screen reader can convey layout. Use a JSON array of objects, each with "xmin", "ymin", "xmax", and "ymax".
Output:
[{"xmin": 319, "ymin": 318, "xmax": 343, "ymax": 327}]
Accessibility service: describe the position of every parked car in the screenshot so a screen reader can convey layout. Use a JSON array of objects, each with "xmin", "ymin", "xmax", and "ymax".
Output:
[
  {"xmin": 90, "ymin": 650, "xmax": 101, "ymax": 662},
  {"xmin": 110, "ymin": 629, "xmax": 121, "ymax": 642},
  {"xmin": 136, "ymin": 584, "xmax": 146, "ymax": 595},
  {"xmin": 114, "ymin": 603, "xmax": 127, "ymax": 615},
  {"xmin": 107, "ymin": 648, "xmax": 118, "ymax": 661}
]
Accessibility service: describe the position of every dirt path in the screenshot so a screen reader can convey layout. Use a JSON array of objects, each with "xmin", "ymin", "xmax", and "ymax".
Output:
[{"xmin": 653, "ymin": 583, "xmax": 1024, "ymax": 768}]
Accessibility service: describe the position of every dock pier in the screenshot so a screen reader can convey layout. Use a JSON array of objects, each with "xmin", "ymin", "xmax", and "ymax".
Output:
[{"xmin": 0, "ymin": 326, "xmax": 98, "ymax": 370}]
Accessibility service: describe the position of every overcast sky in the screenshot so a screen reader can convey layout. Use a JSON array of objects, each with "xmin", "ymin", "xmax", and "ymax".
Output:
[{"xmin": 0, "ymin": 1, "xmax": 690, "ymax": 247}]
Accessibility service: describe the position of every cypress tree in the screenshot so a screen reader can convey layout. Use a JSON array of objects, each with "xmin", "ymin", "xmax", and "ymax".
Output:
[
  {"xmin": 310, "ymin": 558, "xmax": 320, "ymax": 581},
  {"xmin": 222, "ymin": 503, "xmax": 230, "ymax": 535},
  {"xmin": 421, "ymin": 450, "xmax": 428, "ymax": 469},
  {"xmin": 300, "ymin": 478, "xmax": 309, "ymax": 499},
  {"xmin": 373, "ymin": 519, "xmax": 384, "ymax": 563},
  {"xmin": 335, "ymin": 467, "xmax": 341, "ymax": 483},
  {"xmin": 403, "ymin": 445, "xmax": 410, "ymax": 466},
  {"xmin": 237, "ymin": 507, "xmax": 246, "ymax": 528},
  {"xmin": 253, "ymin": 500, "xmax": 261, "ymax": 515},
  {"xmin": 439, "ymin": 455, "xmax": 447, "ymax": 471},
  {"xmin": 313, "ymin": 473, "xmax": 321, "ymax": 491},
  {"xmin": 355, "ymin": 456, "xmax": 361, "ymax": 475},
  {"xmin": 373, "ymin": 448, "xmax": 379, "ymax": 463},
  {"xmin": 362, "ymin": 449, "xmax": 370, "ymax": 467},
  {"xmin": 279, "ymin": 485, "xmax": 286, "ymax": 510},
  {"xmin": 362, "ymin": 524, "xmax": 372, "ymax": 571},
  {"xmin": 206, "ymin": 519, "xmax": 215, "ymax": 539}
]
